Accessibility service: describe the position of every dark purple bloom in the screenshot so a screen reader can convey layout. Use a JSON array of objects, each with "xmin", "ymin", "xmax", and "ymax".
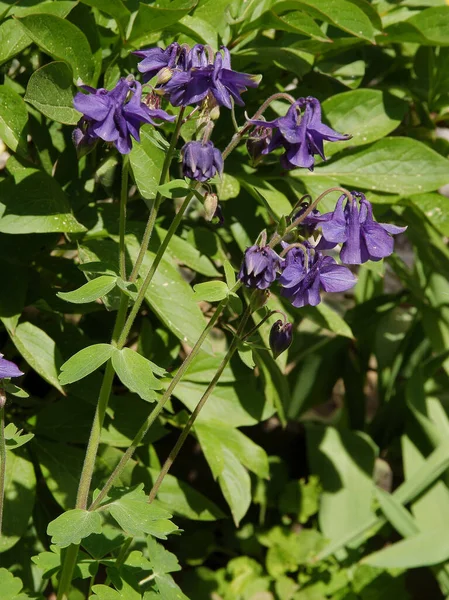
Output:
[
  {"xmin": 0, "ymin": 354, "xmax": 23, "ymax": 380},
  {"xmin": 294, "ymin": 202, "xmax": 323, "ymax": 236},
  {"xmin": 246, "ymin": 126, "xmax": 272, "ymax": 165},
  {"xmin": 73, "ymin": 77, "xmax": 174, "ymax": 155},
  {"xmin": 279, "ymin": 244, "xmax": 356, "ymax": 308},
  {"xmin": 317, "ymin": 192, "xmax": 407, "ymax": 264},
  {"xmin": 238, "ymin": 245, "xmax": 283, "ymax": 290},
  {"xmin": 250, "ymin": 97, "xmax": 350, "ymax": 170},
  {"xmin": 162, "ymin": 45, "xmax": 260, "ymax": 109},
  {"xmin": 181, "ymin": 140, "xmax": 223, "ymax": 182},
  {"xmin": 269, "ymin": 320, "xmax": 293, "ymax": 359},
  {"xmin": 133, "ymin": 42, "xmax": 181, "ymax": 83}
]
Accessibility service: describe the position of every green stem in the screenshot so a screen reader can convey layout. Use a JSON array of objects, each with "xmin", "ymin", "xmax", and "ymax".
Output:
[
  {"xmin": 116, "ymin": 185, "xmax": 198, "ymax": 350},
  {"xmin": 56, "ymin": 545, "xmax": 79, "ymax": 600},
  {"xmin": 0, "ymin": 402, "xmax": 6, "ymax": 537},
  {"xmin": 89, "ymin": 294, "xmax": 228, "ymax": 511},
  {"xmin": 148, "ymin": 307, "xmax": 252, "ymax": 503},
  {"xmin": 119, "ymin": 156, "xmax": 129, "ymax": 280},
  {"xmin": 129, "ymin": 107, "xmax": 186, "ymax": 283}
]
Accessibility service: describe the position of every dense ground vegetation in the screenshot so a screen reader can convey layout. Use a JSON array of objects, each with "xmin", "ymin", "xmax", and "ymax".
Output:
[{"xmin": 1, "ymin": 0, "xmax": 449, "ymax": 599}]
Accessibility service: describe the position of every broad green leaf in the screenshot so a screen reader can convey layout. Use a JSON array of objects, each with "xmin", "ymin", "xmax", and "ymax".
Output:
[
  {"xmin": 58, "ymin": 275, "xmax": 117, "ymax": 304},
  {"xmin": 25, "ymin": 61, "xmax": 81, "ymax": 125},
  {"xmin": 236, "ymin": 47, "xmax": 313, "ymax": 78},
  {"xmin": 384, "ymin": 6, "xmax": 449, "ymax": 45},
  {"xmin": 9, "ymin": 321, "xmax": 64, "ymax": 393},
  {"xmin": 307, "ymin": 425, "xmax": 377, "ymax": 545},
  {"xmin": 0, "ymin": 452, "xmax": 36, "ymax": 553},
  {"xmin": 32, "ymin": 545, "xmax": 97, "ymax": 579},
  {"xmin": 105, "ymin": 485, "xmax": 178, "ymax": 539},
  {"xmin": 178, "ymin": 14, "xmax": 218, "ymax": 46},
  {"xmin": 0, "ymin": 569, "xmax": 28, "ymax": 600},
  {"xmin": 80, "ymin": 0, "xmax": 130, "ymax": 25},
  {"xmin": 0, "ymin": 0, "xmax": 76, "ymax": 18},
  {"xmin": 59, "ymin": 344, "xmax": 113, "ymax": 386},
  {"xmin": 181, "ymin": 351, "xmax": 236, "ymax": 383},
  {"xmin": 239, "ymin": 174, "xmax": 292, "ymax": 218},
  {"xmin": 17, "ymin": 14, "xmax": 95, "ymax": 83},
  {"xmin": 0, "ymin": 85, "xmax": 28, "ymax": 155},
  {"xmin": 407, "ymin": 192, "xmax": 449, "ymax": 237},
  {"xmin": 218, "ymin": 446, "xmax": 251, "ymax": 526},
  {"xmin": 156, "ymin": 226, "xmax": 220, "ymax": 277},
  {"xmin": 375, "ymin": 488, "xmax": 420, "ymax": 538},
  {"xmin": 302, "ymin": 302, "xmax": 354, "ymax": 338},
  {"xmin": 129, "ymin": 126, "xmax": 166, "ymax": 200},
  {"xmin": 242, "ymin": 9, "xmax": 330, "ymax": 42},
  {"xmin": 157, "ymin": 179, "xmax": 191, "ymax": 199},
  {"xmin": 0, "ymin": 258, "xmax": 27, "ymax": 334},
  {"xmin": 275, "ymin": 0, "xmax": 378, "ymax": 41},
  {"xmin": 364, "ymin": 527, "xmax": 449, "ymax": 568},
  {"xmin": 0, "ymin": 168, "xmax": 86, "ymax": 234},
  {"xmin": 111, "ymin": 347, "xmax": 163, "ymax": 403},
  {"xmin": 298, "ymin": 137, "xmax": 449, "ymax": 195},
  {"xmin": 91, "ymin": 586, "xmax": 130, "ymax": 600},
  {"xmin": 253, "ymin": 349, "xmax": 288, "ymax": 427},
  {"xmin": 48, "ymin": 509, "xmax": 102, "ymax": 548},
  {"xmin": 0, "ymin": 19, "xmax": 31, "ymax": 66},
  {"xmin": 193, "ymin": 281, "xmax": 229, "ymax": 302},
  {"xmin": 130, "ymin": 0, "xmax": 198, "ymax": 45},
  {"xmin": 322, "ymin": 89, "xmax": 408, "ymax": 156}
]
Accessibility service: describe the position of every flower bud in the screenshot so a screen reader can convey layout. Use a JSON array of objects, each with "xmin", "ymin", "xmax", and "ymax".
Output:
[
  {"xmin": 269, "ymin": 320, "xmax": 293, "ymax": 359},
  {"xmin": 203, "ymin": 192, "xmax": 218, "ymax": 221},
  {"xmin": 247, "ymin": 126, "xmax": 272, "ymax": 165},
  {"xmin": 181, "ymin": 140, "xmax": 223, "ymax": 182},
  {"xmin": 250, "ymin": 289, "xmax": 270, "ymax": 311},
  {"xmin": 157, "ymin": 67, "xmax": 174, "ymax": 85}
]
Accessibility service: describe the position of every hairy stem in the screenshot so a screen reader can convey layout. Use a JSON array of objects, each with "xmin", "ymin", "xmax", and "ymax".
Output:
[
  {"xmin": 129, "ymin": 107, "xmax": 186, "ymax": 283},
  {"xmin": 119, "ymin": 156, "xmax": 129, "ymax": 280},
  {"xmin": 0, "ymin": 403, "xmax": 6, "ymax": 537},
  {"xmin": 148, "ymin": 307, "xmax": 252, "ymax": 502}
]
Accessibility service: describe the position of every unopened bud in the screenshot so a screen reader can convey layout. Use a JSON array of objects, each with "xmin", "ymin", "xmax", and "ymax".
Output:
[
  {"xmin": 250, "ymin": 289, "xmax": 270, "ymax": 311},
  {"xmin": 0, "ymin": 389, "xmax": 6, "ymax": 409},
  {"xmin": 157, "ymin": 67, "xmax": 173, "ymax": 85},
  {"xmin": 269, "ymin": 320, "xmax": 293, "ymax": 359},
  {"xmin": 203, "ymin": 192, "xmax": 219, "ymax": 221}
]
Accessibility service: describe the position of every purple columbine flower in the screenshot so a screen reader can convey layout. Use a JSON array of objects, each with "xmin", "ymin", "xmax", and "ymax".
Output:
[
  {"xmin": 317, "ymin": 192, "xmax": 407, "ymax": 265},
  {"xmin": 279, "ymin": 244, "xmax": 356, "ymax": 308},
  {"xmin": 249, "ymin": 97, "xmax": 350, "ymax": 170},
  {"xmin": 133, "ymin": 42, "xmax": 182, "ymax": 83},
  {"xmin": 162, "ymin": 45, "xmax": 260, "ymax": 109},
  {"xmin": 0, "ymin": 355, "xmax": 24, "ymax": 380},
  {"xmin": 181, "ymin": 140, "xmax": 223, "ymax": 182},
  {"xmin": 246, "ymin": 125, "xmax": 273, "ymax": 165},
  {"xmin": 294, "ymin": 202, "xmax": 323, "ymax": 236},
  {"xmin": 238, "ymin": 245, "xmax": 283, "ymax": 290},
  {"xmin": 73, "ymin": 77, "xmax": 174, "ymax": 155},
  {"xmin": 269, "ymin": 320, "xmax": 293, "ymax": 359}
]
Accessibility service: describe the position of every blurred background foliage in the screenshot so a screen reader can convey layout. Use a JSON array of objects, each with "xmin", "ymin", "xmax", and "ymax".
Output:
[{"xmin": 1, "ymin": 0, "xmax": 449, "ymax": 598}]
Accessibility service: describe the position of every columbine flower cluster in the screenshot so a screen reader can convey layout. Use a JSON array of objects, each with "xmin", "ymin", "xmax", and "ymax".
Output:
[{"xmin": 238, "ymin": 192, "xmax": 406, "ymax": 311}]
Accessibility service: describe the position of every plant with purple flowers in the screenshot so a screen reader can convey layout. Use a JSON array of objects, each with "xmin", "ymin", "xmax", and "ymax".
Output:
[{"xmin": 182, "ymin": 140, "xmax": 223, "ymax": 182}]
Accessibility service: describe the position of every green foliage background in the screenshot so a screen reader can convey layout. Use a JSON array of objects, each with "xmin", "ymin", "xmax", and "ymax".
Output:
[{"xmin": 1, "ymin": 0, "xmax": 449, "ymax": 598}]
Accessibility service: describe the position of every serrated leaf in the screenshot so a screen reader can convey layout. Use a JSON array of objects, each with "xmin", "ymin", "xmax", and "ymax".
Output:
[
  {"xmin": 105, "ymin": 485, "xmax": 178, "ymax": 539},
  {"xmin": 4, "ymin": 423, "xmax": 34, "ymax": 451},
  {"xmin": 0, "ymin": 85, "xmax": 28, "ymax": 155},
  {"xmin": 57, "ymin": 275, "xmax": 117, "ymax": 304},
  {"xmin": 59, "ymin": 344, "xmax": 113, "ymax": 386},
  {"xmin": 25, "ymin": 61, "xmax": 82, "ymax": 125},
  {"xmin": 17, "ymin": 14, "xmax": 95, "ymax": 83},
  {"xmin": 0, "ymin": 569, "xmax": 28, "ymax": 600},
  {"xmin": 48, "ymin": 509, "xmax": 102, "ymax": 548},
  {"xmin": 193, "ymin": 280, "xmax": 229, "ymax": 302},
  {"xmin": 297, "ymin": 137, "xmax": 449, "ymax": 195},
  {"xmin": 111, "ymin": 347, "xmax": 163, "ymax": 403},
  {"xmin": 9, "ymin": 321, "xmax": 64, "ymax": 393}
]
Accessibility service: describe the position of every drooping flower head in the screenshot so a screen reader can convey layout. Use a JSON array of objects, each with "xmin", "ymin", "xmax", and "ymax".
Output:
[
  {"xmin": 73, "ymin": 77, "xmax": 174, "ymax": 155},
  {"xmin": 0, "ymin": 355, "xmax": 23, "ymax": 380},
  {"xmin": 293, "ymin": 201, "xmax": 323, "ymax": 236},
  {"xmin": 239, "ymin": 245, "xmax": 283, "ymax": 290},
  {"xmin": 269, "ymin": 320, "xmax": 293, "ymax": 359},
  {"xmin": 135, "ymin": 44, "xmax": 261, "ymax": 109},
  {"xmin": 317, "ymin": 192, "xmax": 407, "ymax": 264},
  {"xmin": 279, "ymin": 243, "xmax": 356, "ymax": 308},
  {"xmin": 246, "ymin": 125, "xmax": 273, "ymax": 165},
  {"xmin": 181, "ymin": 140, "xmax": 223, "ymax": 182},
  {"xmin": 249, "ymin": 97, "xmax": 350, "ymax": 170}
]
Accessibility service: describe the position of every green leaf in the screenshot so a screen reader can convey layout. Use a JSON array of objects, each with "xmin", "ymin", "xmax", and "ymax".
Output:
[
  {"xmin": 4, "ymin": 423, "xmax": 34, "ymax": 451},
  {"xmin": 193, "ymin": 281, "xmax": 229, "ymax": 302},
  {"xmin": 157, "ymin": 179, "xmax": 191, "ymax": 199},
  {"xmin": 302, "ymin": 302, "xmax": 354, "ymax": 338},
  {"xmin": 25, "ymin": 61, "xmax": 81, "ymax": 125},
  {"xmin": 105, "ymin": 485, "xmax": 178, "ymax": 539},
  {"xmin": 0, "ymin": 569, "xmax": 28, "ymax": 600},
  {"xmin": 275, "ymin": 0, "xmax": 378, "ymax": 41},
  {"xmin": 0, "ymin": 85, "xmax": 28, "ymax": 155},
  {"xmin": 0, "ymin": 168, "xmax": 86, "ymax": 234},
  {"xmin": 17, "ymin": 14, "xmax": 95, "ymax": 83},
  {"xmin": 58, "ymin": 275, "xmax": 117, "ymax": 304},
  {"xmin": 111, "ymin": 347, "xmax": 163, "ymax": 403},
  {"xmin": 9, "ymin": 321, "xmax": 64, "ymax": 393},
  {"xmin": 375, "ymin": 487, "xmax": 419, "ymax": 538},
  {"xmin": 407, "ymin": 192, "xmax": 449, "ymax": 237},
  {"xmin": 0, "ymin": 19, "xmax": 31, "ymax": 67},
  {"xmin": 130, "ymin": 0, "xmax": 198, "ymax": 45},
  {"xmin": 242, "ymin": 9, "xmax": 330, "ymax": 42},
  {"xmin": 298, "ymin": 137, "xmax": 449, "ymax": 195},
  {"xmin": 80, "ymin": 0, "xmax": 130, "ymax": 25},
  {"xmin": 146, "ymin": 538, "xmax": 190, "ymax": 600},
  {"xmin": 0, "ymin": 452, "xmax": 36, "ymax": 553},
  {"xmin": 1, "ymin": 1, "xmax": 76, "ymax": 18},
  {"xmin": 217, "ymin": 446, "xmax": 251, "ymax": 526},
  {"xmin": 129, "ymin": 126, "xmax": 166, "ymax": 200},
  {"xmin": 59, "ymin": 344, "xmax": 114, "ymax": 386},
  {"xmin": 322, "ymin": 89, "xmax": 408, "ymax": 157},
  {"xmin": 384, "ymin": 6, "xmax": 449, "ymax": 45},
  {"xmin": 224, "ymin": 260, "xmax": 236, "ymax": 289},
  {"xmin": 156, "ymin": 226, "xmax": 220, "ymax": 277},
  {"xmin": 48, "ymin": 509, "xmax": 103, "ymax": 548}
]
